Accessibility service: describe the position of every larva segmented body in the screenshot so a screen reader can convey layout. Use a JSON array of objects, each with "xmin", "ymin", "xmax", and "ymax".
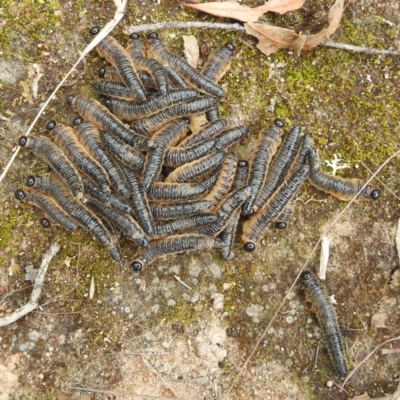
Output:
[
  {"xmin": 164, "ymin": 65, "xmax": 189, "ymax": 89},
  {"xmin": 205, "ymin": 107, "xmax": 221, "ymax": 122},
  {"xmin": 99, "ymin": 67, "xmax": 157, "ymax": 90},
  {"xmin": 153, "ymin": 214, "xmax": 218, "ymax": 238},
  {"xmin": 178, "ymin": 119, "xmax": 227, "ymax": 148},
  {"xmin": 27, "ymin": 175, "xmax": 121, "ymax": 261},
  {"xmin": 165, "ymin": 151, "xmax": 225, "ymax": 184},
  {"xmin": 308, "ymin": 148, "xmax": 380, "ymax": 201},
  {"xmin": 15, "ymin": 189, "xmax": 78, "ymax": 231},
  {"xmin": 150, "ymin": 200, "xmax": 212, "ymax": 220},
  {"xmin": 85, "ymin": 197, "xmax": 148, "ymax": 248},
  {"xmin": 142, "ymin": 119, "xmax": 189, "ymax": 191},
  {"xmin": 19, "ymin": 135, "xmax": 84, "ymax": 200},
  {"xmin": 147, "ymin": 33, "xmax": 226, "ymax": 98},
  {"xmin": 106, "ymin": 89, "xmax": 199, "ymax": 121},
  {"xmin": 130, "ymin": 96, "xmax": 217, "ymax": 136},
  {"xmin": 131, "ymin": 234, "xmax": 224, "ymax": 271},
  {"xmin": 73, "ymin": 118, "xmax": 130, "ymax": 197},
  {"xmin": 300, "ymin": 271, "xmax": 348, "ymax": 377},
  {"xmin": 48, "ymin": 121, "xmax": 112, "ymax": 193},
  {"xmin": 242, "ymin": 119, "xmax": 284, "ymax": 215},
  {"xmin": 99, "ymin": 130, "xmax": 145, "ymax": 171},
  {"xmin": 92, "ymin": 79, "xmax": 143, "ymax": 101},
  {"xmin": 214, "ymin": 125, "xmax": 249, "ymax": 151},
  {"xmin": 242, "ymin": 165, "xmax": 310, "ymax": 250},
  {"xmin": 67, "ymin": 95, "xmax": 153, "ymax": 150},
  {"xmin": 201, "ymin": 42, "xmax": 235, "ymax": 83}
]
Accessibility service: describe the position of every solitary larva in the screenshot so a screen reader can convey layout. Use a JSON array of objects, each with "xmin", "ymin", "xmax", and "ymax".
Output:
[
  {"xmin": 19, "ymin": 135, "xmax": 84, "ymax": 200},
  {"xmin": 67, "ymin": 95, "xmax": 153, "ymax": 150},
  {"xmin": 242, "ymin": 165, "xmax": 310, "ymax": 251},
  {"xmin": 150, "ymin": 200, "xmax": 213, "ymax": 220},
  {"xmin": 201, "ymin": 43, "xmax": 235, "ymax": 83},
  {"xmin": 146, "ymin": 32, "xmax": 226, "ymax": 98},
  {"xmin": 178, "ymin": 119, "xmax": 227, "ymax": 148},
  {"xmin": 92, "ymin": 79, "xmax": 143, "ymax": 101},
  {"xmin": 130, "ymin": 234, "xmax": 224, "ymax": 271},
  {"xmin": 242, "ymin": 119, "xmax": 284, "ymax": 215},
  {"xmin": 308, "ymin": 148, "xmax": 380, "ymax": 201},
  {"xmin": 15, "ymin": 189, "xmax": 78, "ymax": 231},
  {"xmin": 90, "ymin": 27, "xmax": 146, "ymax": 101},
  {"xmin": 47, "ymin": 120, "xmax": 112, "ymax": 193},
  {"xmin": 26, "ymin": 175, "xmax": 121, "ymax": 261},
  {"xmin": 300, "ymin": 271, "xmax": 348, "ymax": 377}
]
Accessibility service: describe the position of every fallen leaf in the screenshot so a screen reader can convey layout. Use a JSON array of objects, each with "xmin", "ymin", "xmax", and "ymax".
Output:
[
  {"xmin": 178, "ymin": 0, "xmax": 305, "ymax": 23},
  {"xmin": 183, "ymin": 35, "xmax": 200, "ymax": 68}
]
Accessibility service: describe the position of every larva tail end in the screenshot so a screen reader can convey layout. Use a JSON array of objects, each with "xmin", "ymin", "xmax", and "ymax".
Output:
[
  {"xmin": 40, "ymin": 218, "xmax": 51, "ymax": 228},
  {"xmin": 275, "ymin": 222, "xmax": 287, "ymax": 229},
  {"xmin": 274, "ymin": 118, "xmax": 285, "ymax": 128},
  {"xmin": 19, "ymin": 136, "xmax": 28, "ymax": 147},
  {"xmin": 243, "ymin": 242, "xmax": 256, "ymax": 252},
  {"xmin": 26, "ymin": 176, "xmax": 35, "ymax": 187},
  {"xmin": 370, "ymin": 189, "xmax": 380, "ymax": 200},
  {"xmin": 131, "ymin": 261, "xmax": 143, "ymax": 271},
  {"xmin": 14, "ymin": 189, "xmax": 25, "ymax": 200},
  {"xmin": 89, "ymin": 26, "xmax": 100, "ymax": 35},
  {"xmin": 46, "ymin": 120, "xmax": 56, "ymax": 130}
]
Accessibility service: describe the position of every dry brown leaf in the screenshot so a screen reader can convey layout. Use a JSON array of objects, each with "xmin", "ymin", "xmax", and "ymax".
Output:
[
  {"xmin": 183, "ymin": 35, "xmax": 200, "ymax": 68},
  {"xmin": 244, "ymin": 0, "xmax": 344, "ymax": 56},
  {"xmin": 178, "ymin": 0, "xmax": 305, "ymax": 23}
]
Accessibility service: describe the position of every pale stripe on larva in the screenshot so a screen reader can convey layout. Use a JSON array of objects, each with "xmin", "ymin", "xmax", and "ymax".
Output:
[
  {"xmin": 201, "ymin": 42, "xmax": 235, "ymax": 83},
  {"xmin": 178, "ymin": 119, "xmax": 227, "ymax": 148},
  {"xmin": 150, "ymin": 200, "xmax": 213, "ymax": 220}
]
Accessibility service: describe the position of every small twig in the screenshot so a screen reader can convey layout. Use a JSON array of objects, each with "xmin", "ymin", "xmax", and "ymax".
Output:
[
  {"xmin": 314, "ymin": 345, "xmax": 320, "ymax": 369},
  {"xmin": 323, "ymin": 40, "xmax": 400, "ymax": 56},
  {"xmin": 62, "ymin": 54, "xmax": 87, "ymax": 87},
  {"xmin": 319, "ymin": 235, "xmax": 330, "ymax": 280},
  {"xmin": 381, "ymin": 348, "xmax": 400, "ymax": 355},
  {"xmin": 0, "ymin": 242, "xmax": 60, "ymax": 327},
  {"xmin": 174, "ymin": 275, "xmax": 192, "ymax": 290},
  {"xmin": 67, "ymin": 386, "xmax": 172, "ymax": 399}
]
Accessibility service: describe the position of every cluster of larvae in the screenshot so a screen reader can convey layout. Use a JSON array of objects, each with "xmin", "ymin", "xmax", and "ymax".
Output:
[{"xmin": 15, "ymin": 28, "xmax": 380, "ymax": 271}]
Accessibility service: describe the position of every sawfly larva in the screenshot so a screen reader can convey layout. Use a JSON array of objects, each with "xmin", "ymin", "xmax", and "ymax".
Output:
[
  {"xmin": 150, "ymin": 200, "xmax": 213, "ymax": 220},
  {"xmin": 106, "ymin": 89, "xmax": 200, "ymax": 121},
  {"xmin": 67, "ymin": 95, "xmax": 153, "ymax": 150},
  {"xmin": 242, "ymin": 164, "xmax": 310, "ymax": 251},
  {"xmin": 92, "ymin": 79, "xmax": 143, "ymax": 101},
  {"xmin": 201, "ymin": 42, "xmax": 235, "ymax": 83},
  {"xmin": 214, "ymin": 125, "xmax": 249, "ymax": 151},
  {"xmin": 308, "ymin": 148, "xmax": 380, "ymax": 201},
  {"xmin": 19, "ymin": 135, "xmax": 84, "ymax": 200},
  {"xmin": 242, "ymin": 119, "xmax": 284, "ymax": 215},
  {"xmin": 274, "ymin": 197, "xmax": 296, "ymax": 229},
  {"xmin": 72, "ymin": 117, "xmax": 130, "ymax": 197},
  {"xmin": 47, "ymin": 120, "xmax": 112, "ymax": 193},
  {"xmin": 146, "ymin": 32, "xmax": 226, "ymax": 98},
  {"xmin": 300, "ymin": 271, "xmax": 348, "ymax": 377},
  {"xmin": 205, "ymin": 107, "xmax": 221, "ymax": 122},
  {"xmin": 15, "ymin": 189, "xmax": 78, "ymax": 231},
  {"xmin": 130, "ymin": 234, "xmax": 224, "ymax": 271},
  {"xmin": 165, "ymin": 65, "xmax": 190, "ymax": 89},
  {"xmin": 99, "ymin": 67, "xmax": 157, "ymax": 90},
  {"xmin": 26, "ymin": 175, "xmax": 121, "ymax": 261},
  {"xmin": 178, "ymin": 119, "xmax": 227, "ymax": 148},
  {"xmin": 90, "ymin": 27, "xmax": 146, "ymax": 101}
]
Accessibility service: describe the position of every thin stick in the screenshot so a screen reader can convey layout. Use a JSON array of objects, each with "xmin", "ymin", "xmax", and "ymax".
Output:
[
  {"xmin": 0, "ymin": 242, "xmax": 60, "ymax": 327},
  {"xmin": 221, "ymin": 150, "xmax": 400, "ymax": 400},
  {"xmin": 323, "ymin": 40, "xmax": 400, "ymax": 56},
  {"xmin": 67, "ymin": 386, "xmax": 172, "ymax": 399}
]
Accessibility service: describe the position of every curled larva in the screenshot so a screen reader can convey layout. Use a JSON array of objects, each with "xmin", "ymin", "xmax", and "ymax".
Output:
[
  {"xmin": 178, "ymin": 119, "xmax": 227, "ymax": 148},
  {"xmin": 150, "ymin": 200, "xmax": 213, "ymax": 220},
  {"xmin": 67, "ymin": 95, "xmax": 153, "ymax": 150},
  {"xmin": 308, "ymin": 148, "xmax": 380, "ymax": 201},
  {"xmin": 130, "ymin": 234, "xmax": 224, "ymax": 271},
  {"xmin": 201, "ymin": 42, "xmax": 235, "ymax": 83},
  {"xmin": 146, "ymin": 32, "xmax": 226, "ymax": 98},
  {"xmin": 27, "ymin": 174, "xmax": 121, "ymax": 261},
  {"xmin": 300, "ymin": 271, "xmax": 348, "ymax": 377},
  {"xmin": 15, "ymin": 189, "xmax": 78, "ymax": 231},
  {"xmin": 19, "ymin": 135, "xmax": 84, "ymax": 200}
]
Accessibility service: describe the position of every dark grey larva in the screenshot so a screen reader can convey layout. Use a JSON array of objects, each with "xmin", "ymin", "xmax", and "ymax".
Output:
[
  {"xmin": 201, "ymin": 42, "xmax": 236, "ymax": 83},
  {"xmin": 178, "ymin": 119, "xmax": 227, "ymax": 148},
  {"xmin": 213, "ymin": 125, "xmax": 249, "ymax": 151},
  {"xmin": 92, "ymin": 79, "xmax": 144, "ymax": 101},
  {"xmin": 150, "ymin": 200, "xmax": 213, "ymax": 220}
]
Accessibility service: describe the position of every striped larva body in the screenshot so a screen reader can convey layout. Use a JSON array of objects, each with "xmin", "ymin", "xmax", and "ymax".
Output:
[
  {"xmin": 153, "ymin": 214, "xmax": 218, "ymax": 238},
  {"xmin": 121, "ymin": 166, "xmax": 155, "ymax": 236},
  {"xmin": 72, "ymin": 118, "xmax": 130, "ymax": 197},
  {"xmin": 48, "ymin": 121, "xmax": 112, "ymax": 193},
  {"xmin": 146, "ymin": 33, "xmax": 226, "ymax": 98},
  {"xmin": 150, "ymin": 200, "xmax": 213, "ymax": 220},
  {"xmin": 164, "ymin": 65, "xmax": 190, "ymax": 89},
  {"xmin": 141, "ymin": 119, "xmax": 189, "ymax": 191},
  {"xmin": 165, "ymin": 151, "xmax": 225, "ymax": 184},
  {"xmin": 205, "ymin": 107, "xmax": 221, "ymax": 123},
  {"xmin": 274, "ymin": 197, "xmax": 296, "ymax": 229},
  {"xmin": 27, "ymin": 175, "xmax": 121, "ymax": 261},
  {"xmin": 242, "ymin": 119, "xmax": 284, "ymax": 215},
  {"xmin": 19, "ymin": 135, "xmax": 84, "ymax": 199},
  {"xmin": 130, "ymin": 96, "xmax": 217, "ymax": 136},
  {"xmin": 15, "ymin": 189, "xmax": 78, "ymax": 231},
  {"xmin": 67, "ymin": 95, "xmax": 153, "ymax": 150},
  {"xmin": 126, "ymin": 33, "xmax": 169, "ymax": 95},
  {"xmin": 178, "ymin": 119, "xmax": 227, "ymax": 148},
  {"xmin": 199, "ymin": 186, "xmax": 251, "ymax": 236},
  {"xmin": 300, "ymin": 271, "xmax": 348, "ymax": 377},
  {"xmin": 99, "ymin": 67, "xmax": 157, "ymax": 90},
  {"xmin": 85, "ymin": 197, "xmax": 148, "ymax": 248},
  {"xmin": 82, "ymin": 178, "xmax": 133, "ymax": 215},
  {"xmin": 214, "ymin": 125, "xmax": 249, "ymax": 151},
  {"xmin": 201, "ymin": 43, "xmax": 235, "ymax": 82},
  {"xmin": 308, "ymin": 148, "xmax": 380, "ymax": 201},
  {"xmin": 92, "ymin": 79, "xmax": 144, "ymax": 101},
  {"xmin": 106, "ymin": 89, "xmax": 199, "ymax": 121},
  {"xmin": 131, "ymin": 234, "xmax": 224, "ymax": 271},
  {"xmin": 99, "ymin": 130, "xmax": 145, "ymax": 171},
  {"xmin": 242, "ymin": 165, "xmax": 310, "ymax": 250}
]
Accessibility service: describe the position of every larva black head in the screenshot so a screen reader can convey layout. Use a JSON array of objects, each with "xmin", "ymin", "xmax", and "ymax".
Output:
[
  {"xmin": 147, "ymin": 32, "xmax": 158, "ymax": 39},
  {"xmin": 274, "ymin": 118, "xmax": 285, "ymax": 128},
  {"xmin": 14, "ymin": 189, "xmax": 25, "ymax": 200},
  {"xmin": 225, "ymin": 43, "xmax": 235, "ymax": 52},
  {"xmin": 99, "ymin": 67, "xmax": 106, "ymax": 78},
  {"xmin": 46, "ymin": 120, "xmax": 56, "ymax": 131},
  {"xmin": 300, "ymin": 271, "xmax": 317, "ymax": 288},
  {"xmin": 182, "ymin": 117, "xmax": 190, "ymax": 124},
  {"xmin": 129, "ymin": 33, "xmax": 140, "ymax": 40},
  {"xmin": 89, "ymin": 26, "xmax": 100, "ymax": 35},
  {"xmin": 67, "ymin": 95, "xmax": 75, "ymax": 105},
  {"xmin": 275, "ymin": 222, "xmax": 287, "ymax": 229},
  {"xmin": 105, "ymin": 99, "xmax": 112, "ymax": 108},
  {"xmin": 40, "ymin": 218, "xmax": 51, "ymax": 228},
  {"xmin": 19, "ymin": 136, "xmax": 28, "ymax": 147},
  {"xmin": 237, "ymin": 160, "xmax": 248, "ymax": 168},
  {"xmin": 131, "ymin": 261, "xmax": 143, "ymax": 271},
  {"xmin": 73, "ymin": 117, "xmax": 83, "ymax": 126},
  {"xmin": 370, "ymin": 189, "xmax": 380, "ymax": 200},
  {"xmin": 243, "ymin": 242, "xmax": 256, "ymax": 252},
  {"xmin": 300, "ymin": 271, "xmax": 312, "ymax": 281},
  {"xmin": 26, "ymin": 175, "xmax": 36, "ymax": 187}
]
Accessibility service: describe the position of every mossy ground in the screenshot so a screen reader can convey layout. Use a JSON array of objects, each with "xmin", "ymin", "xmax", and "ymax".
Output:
[{"xmin": 0, "ymin": 0, "xmax": 399, "ymax": 399}]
